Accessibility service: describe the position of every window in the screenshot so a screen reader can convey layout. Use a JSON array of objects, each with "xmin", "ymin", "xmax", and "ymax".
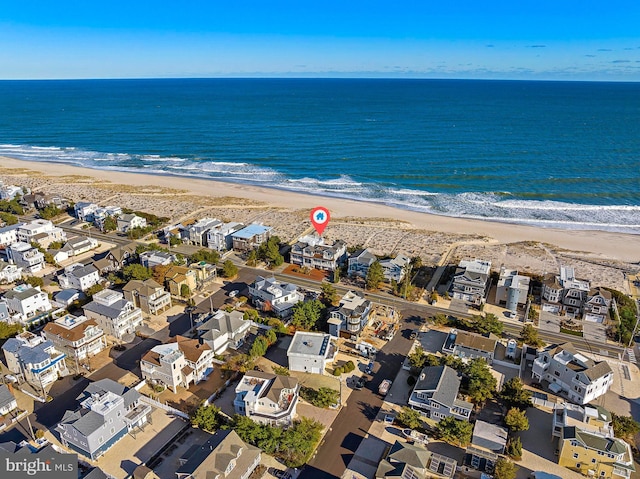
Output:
[
  {"xmin": 592, "ymin": 458, "xmax": 596, "ymax": 463},
  {"xmin": 573, "ymin": 453, "xmax": 579, "ymax": 459}
]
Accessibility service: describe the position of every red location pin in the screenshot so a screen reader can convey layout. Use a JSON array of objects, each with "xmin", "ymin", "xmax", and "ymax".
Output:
[{"xmin": 310, "ymin": 207, "xmax": 330, "ymax": 236}]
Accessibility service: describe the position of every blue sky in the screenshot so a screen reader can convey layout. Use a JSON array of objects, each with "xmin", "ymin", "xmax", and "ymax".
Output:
[{"xmin": 1, "ymin": 1, "xmax": 639, "ymax": 80}]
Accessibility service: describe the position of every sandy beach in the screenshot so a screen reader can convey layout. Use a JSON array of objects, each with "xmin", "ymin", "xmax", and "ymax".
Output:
[{"xmin": 1, "ymin": 156, "xmax": 638, "ymax": 290}]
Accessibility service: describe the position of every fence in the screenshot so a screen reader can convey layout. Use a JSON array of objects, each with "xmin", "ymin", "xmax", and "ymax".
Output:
[{"xmin": 139, "ymin": 395, "xmax": 189, "ymax": 420}]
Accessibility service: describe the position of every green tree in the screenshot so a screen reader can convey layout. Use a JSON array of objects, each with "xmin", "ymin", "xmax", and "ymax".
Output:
[
  {"xmin": 190, "ymin": 249, "xmax": 220, "ymax": 264},
  {"xmin": 257, "ymin": 236, "xmax": 283, "ymax": 267},
  {"xmin": 23, "ymin": 276, "xmax": 44, "ymax": 288},
  {"xmin": 191, "ymin": 404, "xmax": 223, "ymax": 431},
  {"xmin": 0, "ymin": 322, "xmax": 23, "ymax": 340},
  {"xmin": 291, "ymin": 299, "xmax": 325, "ymax": 330},
  {"xmin": 38, "ymin": 204, "xmax": 62, "ymax": 219},
  {"xmin": 300, "ymin": 387, "xmax": 339, "ymax": 408},
  {"xmin": 519, "ymin": 324, "xmax": 545, "ymax": 348},
  {"xmin": 408, "ymin": 346, "xmax": 428, "ymax": 369},
  {"xmin": 396, "ymin": 407, "xmax": 423, "ymax": 429},
  {"xmin": 612, "ymin": 414, "xmax": 640, "ymax": 442},
  {"xmin": 221, "ymin": 260, "xmax": 238, "ymax": 278},
  {"xmin": 122, "ymin": 264, "xmax": 152, "ymax": 281},
  {"xmin": 102, "ymin": 216, "xmax": 118, "ymax": 232},
  {"xmin": 465, "ymin": 358, "xmax": 497, "ymax": 405},
  {"xmin": 506, "ymin": 436, "xmax": 522, "ymax": 460},
  {"xmin": 470, "ymin": 313, "xmax": 504, "ymax": 335},
  {"xmin": 246, "ymin": 249, "xmax": 258, "ymax": 267},
  {"xmin": 243, "ymin": 309, "xmax": 260, "ymax": 322},
  {"xmin": 85, "ymin": 283, "xmax": 105, "ymax": 298},
  {"xmin": 180, "ymin": 284, "xmax": 191, "ymax": 297},
  {"xmin": 272, "ymin": 366, "xmax": 290, "ymax": 376},
  {"xmin": 410, "ymin": 255, "xmax": 423, "ymax": 269},
  {"xmin": 223, "ymin": 353, "xmax": 254, "ymax": 373},
  {"xmin": 505, "ymin": 408, "xmax": 529, "ymax": 432},
  {"xmin": 48, "ymin": 240, "xmax": 64, "ymax": 250},
  {"xmin": 366, "ymin": 261, "xmax": 385, "ymax": 290},
  {"xmin": 320, "ymin": 282, "xmax": 338, "ymax": 306},
  {"xmin": 494, "ymin": 458, "xmax": 518, "ymax": 479},
  {"xmin": 435, "ymin": 416, "xmax": 473, "ymax": 446},
  {"xmin": 169, "ymin": 236, "xmax": 182, "ymax": 246},
  {"xmin": 265, "ymin": 328, "xmax": 277, "ymax": 345},
  {"xmin": 0, "ymin": 199, "xmax": 24, "ymax": 215},
  {"xmin": 0, "ymin": 212, "xmax": 18, "ymax": 225},
  {"xmin": 500, "ymin": 378, "xmax": 532, "ymax": 409},
  {"xmin": 249, "ymin": 336, "xmax": 269, "ymax": 358}
]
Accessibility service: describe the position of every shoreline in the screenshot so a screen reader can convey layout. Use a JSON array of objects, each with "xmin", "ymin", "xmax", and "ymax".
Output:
[{"xmin": 1, "ymin": 155, "xmax": 639, "ymax": 263}]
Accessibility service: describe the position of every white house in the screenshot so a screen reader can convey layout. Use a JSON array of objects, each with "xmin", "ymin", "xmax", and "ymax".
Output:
[
  {"xmin": 58, "ymin": 263, "xmax": 101, "ymax": 292},
  {"xmin": 83, "ymin": 289, "xmax": 143, "ymax": 340},
  {"xmin": 234, "ymin": 371, "xmax": 299, "ymax": 427},
  {"xmin": 583, "ymin": 287, "xmax": 612, "ymax": 323},
  {"xmin": 495, "ymin": 268, "xmax": 531, "ymax": 311},
  {"xmin": 379, "ymin": 254, "xmax": 411, "ymax": 283},
  {"xmin": 74, "ymin": 202, "xmax": 99, "ymax": 222},
  {"xmin": 184, "ymin": 217, "xmax": 222, "ymax": 246},
  {"xmin": 347, "ymin": 249, "xmax": 377, "ymax": 278},
  {"xmin": 7, "ymin": 242, "xmax": 45, "ymax": 274},
  {"xmin": 59, "ymin": 236, "xmax": 99, "ymax": 257},
  {"xmin": 0, "ymin": 224, "xmax": 22, "ymax": 247},
  {"xmin": 42, "ymin": 314, "xmax": 106, "ymax": 362},
  {"xmin": 291, "ymin": 236, "xmax": 347, "ymax": 272},
  {"xmin": 206, "ymin": 221, "xmax": 245, "ymax": 251},
  {"xmin": 408, "ymin": 365, "xmax": 472, "ymax": 422},
  {"xmin": 543, "ymin": 266, "xmax": 591, "ymax": 317},
  {"xmin": 287, "ymin": 331, "xmax": 337, "ymax": 374},
  {"xmin": 141, "ymin": 336, "xmax": 215, "ymax": 392},
  {"xmin": 2, "ymin": 331, "xmax": 67, "ymax": 392},
  {"xmin": 196, "ymin": 310, "xmax": 251, "ymax": 355},
  {"xmin": 139, "ymin": 250, "xmax": 176, "ymax": 269},
  {"xmin": 0, "ymin": 183, "xmax": 23, "ymax": 200},
  {"xmin": 17, "ymin": 219, "xmax": 66, "ymax": 246},
  {"xmin": 2, "ymin": 284, "xmax": 52, "ymax": 324},
  {"xmin": 117, "ymin": 214, "xmax": 147, "ymax": 233},
  {"xmin": 328, "ymin": 290, "xmax": 372, "ymax": 336},
  {"xmin": 532, "ymin": 342, "xmax": 613, "ymax": 405},
  {"xmin": 0, "ymin": 260, "xmax": 22, "ymax": 283},
  {"xmin": 248, "ymin": 276, "xmax": 304, "ymax": 317},
  {"xmin": 450, "ymin": 259, "xmax": 492, "ymax": 305}
]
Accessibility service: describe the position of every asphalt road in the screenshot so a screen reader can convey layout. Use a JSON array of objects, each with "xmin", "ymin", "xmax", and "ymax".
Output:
[{"xmin": 301, "ymin": 310, "xmax": 420, "ymax": 479}]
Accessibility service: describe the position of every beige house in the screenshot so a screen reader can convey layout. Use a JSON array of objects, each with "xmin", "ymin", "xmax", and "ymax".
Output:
[
  {"xmin": 42, "ymin": 314, "xmax": 106, "ymax": 362},
  {"xmin": 161, "ymin": 265, "xmax": 197, "ymax": 296},
  {"xmin": 123, "ymin": 278, "xmax": 172, "ymax": 315}
]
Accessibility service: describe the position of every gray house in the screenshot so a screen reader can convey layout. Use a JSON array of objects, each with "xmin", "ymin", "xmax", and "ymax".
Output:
[
  {"xmin": 442, "ymin": 329, "xmax": 498, "ymax": 364},
  {"xmin": 408, "ymin": 365, "xmax": 472, "ymax": 422},
  {"xmin": 328, "ymin": 290, "xmax": 372, "ymax": 336},
  {"xmin": 465, "ymin": 420, "xmax": 508, "ymax": 474},
  {"xmin": 56, "ymin": 379, "xmax": 152, "ymax": 460}
]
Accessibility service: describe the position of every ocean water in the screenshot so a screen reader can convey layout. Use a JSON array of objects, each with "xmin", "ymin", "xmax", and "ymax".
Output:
[{"xmin": 0, "ymin": 78, "xmax": 639, "ymax": 233}]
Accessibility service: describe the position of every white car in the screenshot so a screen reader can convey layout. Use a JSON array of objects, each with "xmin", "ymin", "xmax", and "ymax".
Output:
[{"xmin": 229, "ymin": 290, "xmax": 239, "ymax": 298}]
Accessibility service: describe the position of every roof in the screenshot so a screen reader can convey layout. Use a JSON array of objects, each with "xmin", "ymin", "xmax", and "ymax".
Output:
[
  {"xmin": 0, "ymin": 384, "xmax": 16, "ymax": 409},
  {"xmin": 197, "ymin": 310, "xmax": 248, "ymax": 343},
  {"xmin": 386, "ymin": 440, "xmax": 430, "ymax": 468},
  {"xmin": 584, "ymin": 361, "xmax": 613, "ymax": 381},
  {"xmin": 132, "ymin": 465, "xmax": 156, "ymax": 479},
  {"xmin": 414, "ymin": 365, "xmax": 462, "ymax": 408},
  {"xmin": 3, "ymin": 286, "xmax": 42, "ymax": 301},
  {"xmin": 62, "ymin": 409, "xmax": 105, "ymax": 436},
  {"xmin": 68, "ymin": 264, "xmax": 98, "ymax": 279},
  {"xmin": 107, "ymin": 242, "xmax": 137, "ymax": 263},
  {"xmin": 123, "ymin": 278, "xmax": 164, "ymax": 297},
  {"xmin": 471, "ymin": 420, "xmax": 508, "ymax": 452},
  {"xmin": 171, "ymin": 335, "xmax": 212, "ymax": 363},
  {"xmin": 232, "ymin": 223, "xmax": 272, "ymax": 239},
  {"xmin": 288, "ymin": 331, "xmax": 332, "ymax": 358},
  {"xmin": 176, "ymin": 430, "xmax": 261, "ymax": 479},
  {"xmin": 572, "ymin": 428, "xmax": 629, "ymax": 455},
  {"xmin": 349, "ymin": 248, "xmax": 377, "ymax": 264},
  {"xmin": 82, "ymin": 468, "xmax": 109, "ymax": 479},
  {"xmin": 83, "ymin": 297, "xmax": 131, "ymax": 319},
  {"xmin": 454, "ymin": 330, "xmax": 498, "ymax": 354},
  {"xmin": 92, "ymin": 258, "xmax": 112, "ymax": 271},
  {"xmin": 241, "ymin": 371, "xmax": 299, "ymax": 403},
  {"xmin": 80, "ymin": 378, "xmax": 140, "ymax": 409},
  {"xmin": 54, "ymin": 289, "xmax": 84, "ymax": 303},
  {"xmin": 44, "ymin": 316, "xmax": 99, "ymax": 342}
]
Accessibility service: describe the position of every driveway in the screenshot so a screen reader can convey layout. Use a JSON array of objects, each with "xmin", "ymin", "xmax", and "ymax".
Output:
[{"xmin": 538, "ymin": 310, "xmax": 561, "ymax": 333}]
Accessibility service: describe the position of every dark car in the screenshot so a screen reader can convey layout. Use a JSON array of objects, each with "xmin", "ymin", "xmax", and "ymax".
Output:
[
  {"xmin": 365, "ymin": 361, "xmax": 374, "ymax": 374},
  {"xmin": 354, "ymin": 377, "xmax": 367, "ymax": 390}
]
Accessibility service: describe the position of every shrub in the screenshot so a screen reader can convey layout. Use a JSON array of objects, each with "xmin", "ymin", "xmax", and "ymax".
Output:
[
  {"xmin": 344, "ymin": 361, "xmax": 355, "ymax": 372},
  {"xmin": 333, "ymin": 367, "xmax": 343, "ymax": 376}
]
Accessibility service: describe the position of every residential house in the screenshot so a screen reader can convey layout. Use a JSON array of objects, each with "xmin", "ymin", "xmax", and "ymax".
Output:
[
  {"xmin": 347, "ymin": 248, "xmax": 377, "ymax": 278},
  {"xmin": 559, "ymin": 427, "xmax": 634, "ymax": 479},
  {"xmin": 0, "ymin": 384, "xmax": 18, "ymax": 416},
  {"xmin": 231, "ymin": 223, "xmax": 272, "ymax": 251},
  {"xmin": 7, "ymin": 242, "xmax": 45, "ymax": 274},
  {"xmin": 551, "ymin": 403, "xmax": 614, "ymax": 441},
  {"xmin": 495, "ymin": 268, "xmax": 531, "ymax": 311},
  {"xmin": 234, "ymin": 371, "xmax": 299, "ymax": 427},
  {"xmin": 52, "ymin": 289, "xmax": 85, "ymax": 308},
  {"xmin": 0, "ymin": 302, "xmax": 10, "ymax": 323},
  {"xmin": 380, "ymin": 254, "xmax": 411, "ymax": 283},
  {"xmin": 17, "ymin": 219, "xmax": 66, "ymax": 247},
  {"xmin": 328, "ymin": 290, "xmax": 372, "ymax": 336},
  {"xmin": 59, "ymin": 236, "xmax": 99, "ymax": 257},
  {"xmin": 291, "ymin": 236, "xmax": 347, "ymax": 272},
  {"xmin": 2, "ymin": 284, "xmax": 52, "ymax": 324},
  {"xmin": 184, "ymin": 217, "xmax": 222, "ymax": 246},
  {"xmin": 21, "ymin": 192, "xmax": 67, "ymax": 210},
  {"xmin": 175, "ymin": 430, "xmax": 261, "ymax": 479},
  {"xmin": 543, "ymin": 266, "xmax": 590, "ymax": 317},
  {"xmin": 584, "ymin": 287, "xmax": 612, "ymax": 323},
  {"xmin": 92, "ymin": 206, "xmax": 122, "ymax": 230},
  {"xmin": 117, "ymin": 213, "xmax": 147, "ymax": 233},
  {"xmin": 74, "ymin": 202, "xmax": 99, "ymax": 222},
  {"xmin": 248, "ymin": 275, "xmax": 304, "ymax": 318},
  {"xmin": 43, "ymin": 314, "xmax": 106, "ymax": 362},
  {"xmin": 189, "ymin": 261, "xmax": 217, "ymax": 285},
  {"xmin": 104, "ymin": 243, "xmax": 138, "ymax": 272},
  {"xmin": 532, "ymin": 342, "xmax": 613, "ymax": 405},
  {"xmin": 0, "ymin": 183, "xmax": 24, "ymax": 200},
  {"xmin": 139, "ymin": 250, "xmax": 176, "ymax": 269},
  {"xmin": 0, "ymin": 224, "xmax": 22, "ymax": 247},
  {"xmin": 91, "ymin": 258, "xmax": 114, "ymax": 276},
  {"xmin": 161, "ymin": 265, "xmax": 197, "ymax": 297},
  {"xmin": 287, "ymin": 331, "xmax": 338, "ymax": 374},
  {"xmin": 2, "ymin": 331, "xmax": 67, "ymax": 391},
  {"xmin": 206, "ymin": 221, "xmax": 244, "ymax": 251},
  {"xmin": 465, "ymin": 420, "xmax": 508, "ymax": 474},
  {"xmin": 56, "ymin": 379, "xmax": 152, "ymax": 460},
  {"xmin": 83, "ymin": 289, "xmax": 143, "ymax": 340},
  {"xmin": 0, "ymin": 259, "xmax": 22, "ymax": 283},
  {"xmin": 441, "ymin": 329, "xmax": 498, "ymax": 364},
  {"xmin": 142, "ymin": 338, "xmax": 213, "ymax": 394},
  {"xmin": 58, "ymin": 263, "xmax": 101, "ymax": 292},
  {"xmin": 122, "ymin": 278, "xmax": 172, "ymax": 315},
  {"xmin": 375, "ymin": 441, "xmax": 458, "ymax": 479},
  {"xmin": 408, "ymin": 365, "xmax": 472, "ymax": 422},
  {"xmin": 450, "ymin": 259, "xmax": 492, "ymax": 305},
  {"xmin": 196, "ymin": 310, "xmax": 251, "ymax": 355}
]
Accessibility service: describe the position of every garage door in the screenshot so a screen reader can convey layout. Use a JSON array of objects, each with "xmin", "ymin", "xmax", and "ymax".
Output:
[{"xmin": 311, "ymin": 367, "xmax": 320, "ymax": 374}]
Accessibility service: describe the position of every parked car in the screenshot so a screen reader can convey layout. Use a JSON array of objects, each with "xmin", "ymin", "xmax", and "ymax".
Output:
[
  {"xmin": 354, "ymin": 377, "xmax": 367, "ymax": 390},
  {"xmin": 379, "ymin": 379, "xmax": 392, "ymax": 396},
  {"xmin": 365, "ymin": 361, "xmax": 374, "ymax": 375},
  {"xmin": 229, "ymin": 289, "xmax": 239, "ymax": 298}
]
